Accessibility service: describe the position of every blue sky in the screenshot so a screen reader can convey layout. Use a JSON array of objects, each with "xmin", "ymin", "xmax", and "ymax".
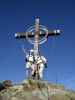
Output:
[{"xmin": 0, "ymin": 0, "xmax": 75, "ymax": 90}]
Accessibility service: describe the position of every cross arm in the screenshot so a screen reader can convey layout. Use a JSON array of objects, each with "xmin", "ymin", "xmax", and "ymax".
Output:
[
  {"xmin": 15, "ymin": 32, "xmax": 33, "ymax": 39},
  {"xmin": 48, "ymin": 29, "xmax": 62, "ymax": 36},
  {"xmin": 15, "ymin": 29, "xmax": 62, "ymax": 39}
]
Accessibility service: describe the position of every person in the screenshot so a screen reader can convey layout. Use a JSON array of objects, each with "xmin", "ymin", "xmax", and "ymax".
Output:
[
  {"xmin": 35, "ymin": 55, "xmax": 47, "ymax": 79},
  {"xmin": 25, "ymin": 49, "xmax": 35, "ymax": 78}
]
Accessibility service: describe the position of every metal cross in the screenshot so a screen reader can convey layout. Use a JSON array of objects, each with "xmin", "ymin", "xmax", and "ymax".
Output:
[{"xmin": 15, "ymin": 17, "xmax": 61, "ymax": 56}]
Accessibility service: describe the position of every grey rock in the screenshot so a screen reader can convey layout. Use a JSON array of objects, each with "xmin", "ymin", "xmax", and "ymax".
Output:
[{"xmin": 0, "ymin": 79, "xmax": 75, "ymax": 100}]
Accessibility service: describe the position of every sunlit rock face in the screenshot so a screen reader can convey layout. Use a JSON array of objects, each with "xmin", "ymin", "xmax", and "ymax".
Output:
[{"xmin": 0, "ymin": 79, "xmax": 75, "ymax": 100}]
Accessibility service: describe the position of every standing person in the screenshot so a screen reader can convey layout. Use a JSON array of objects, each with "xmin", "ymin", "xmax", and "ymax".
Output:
[
  {"xmin": 35, "ymin": 55, "xmax": 47, "ymax": 79},
  {"xmin": 25, "ymin": 49, "xmax": 36, "ymax": 78}
]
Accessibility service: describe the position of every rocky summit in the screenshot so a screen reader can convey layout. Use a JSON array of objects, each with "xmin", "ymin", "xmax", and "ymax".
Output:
[{"xmin": 0, "ymin": 79, "xmax": 75, "ymax": 100}]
